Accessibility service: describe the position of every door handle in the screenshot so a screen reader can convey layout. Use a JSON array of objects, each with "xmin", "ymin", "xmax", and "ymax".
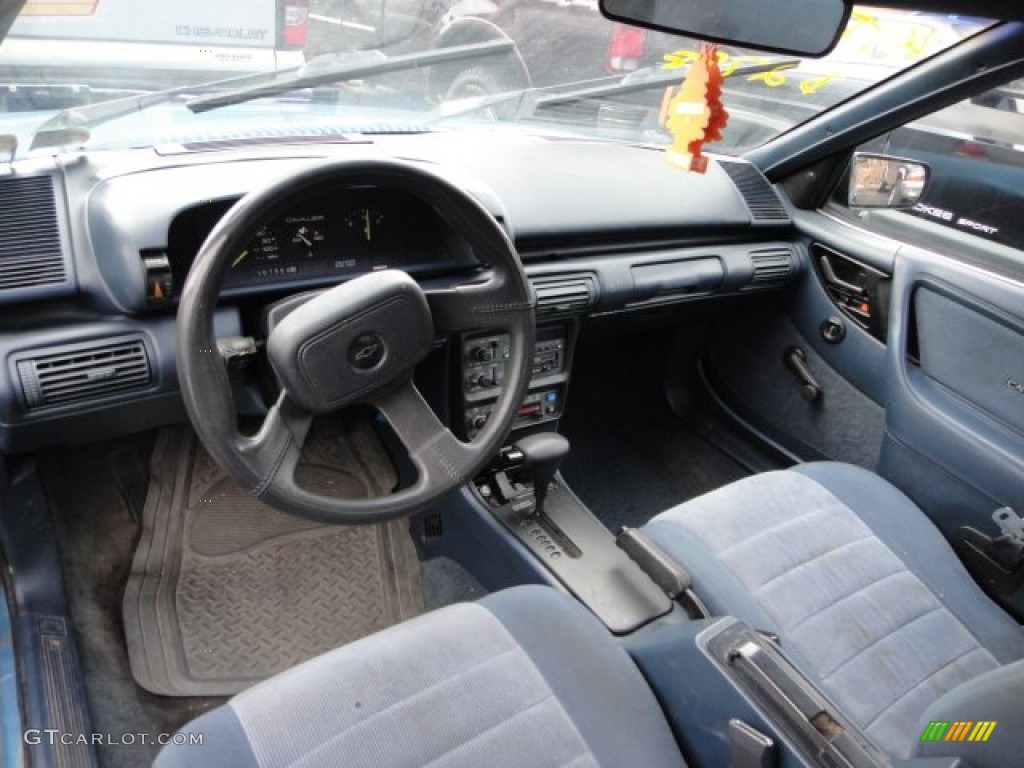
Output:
[
  {"xmin": 819, "ymin": 255, "xmax": 866, "ymax": 296},
  {"xmin": 784, "ymin": 347, "xmax": 822, "ymax": 403}
]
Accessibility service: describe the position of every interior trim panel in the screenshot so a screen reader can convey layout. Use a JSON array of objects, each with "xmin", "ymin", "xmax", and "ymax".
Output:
[
  {"xmin": 881, "ymin": 243, "xmax": 1024, "ymax": 533},
  {"xmin": 789, "ymin": 210, "xmax": 896, "ymax": 405}
]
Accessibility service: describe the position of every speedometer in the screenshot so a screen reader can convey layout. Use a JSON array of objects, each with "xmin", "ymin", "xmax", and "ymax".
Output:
[
  {"xmin": 233, "ymin": 225, "xmax": 281, "ymax": 269},
  {"xmin": 231, "ymin": 225, "xmax": 303, "ymax": 281}
]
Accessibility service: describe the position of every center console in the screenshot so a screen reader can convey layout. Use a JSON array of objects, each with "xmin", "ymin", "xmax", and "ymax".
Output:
[
  {"xmin": 454, "ymin": 320, "xmax": 672, "ymax": 633},
  {"xmin": 459, "ymin": 323, "xmax": 570, "ymax": 439},
  {"xmin": 626, "ymin": 617, "xmax": 962, "ymax": 768}
]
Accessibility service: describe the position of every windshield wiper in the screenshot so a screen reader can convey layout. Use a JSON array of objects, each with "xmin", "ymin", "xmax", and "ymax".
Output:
[
  {"xmin": 185, "ymin": 39, "xmax": 515, "ymax": 114},
  {"xmin": 431, "ymin": 59, "xmax": 798, "ymax": 123},
  {"xmin": 28, "ymin": 68, "xmax": 295, "ymax": 151},
  {"xmin": 27, "ymin": 40, "xmax": 515, "ymax": 151}
]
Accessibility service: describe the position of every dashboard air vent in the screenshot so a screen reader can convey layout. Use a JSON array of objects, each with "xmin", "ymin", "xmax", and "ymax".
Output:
[
  {"xmin": 750, "ymin": 249, "xmax": 793, "ymax": 286},
  {"xmin": 0, "ymin": 175, "xmax": 66, "ymax": 291},
  {"xmin": 16, "ymin": 338, "xmax": 151, "ymax": 411},
  {"xmin": 531, "ymin": 274, "xmax": 597, "ymax": 316},
  {"xmin": 719, "ymin": 161, "xmax": 789, "ymax": 223}
]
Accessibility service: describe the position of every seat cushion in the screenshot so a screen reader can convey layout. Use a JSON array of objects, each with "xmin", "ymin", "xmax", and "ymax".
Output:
[
  {"xmin": 155, "ymin": 584, "xmax": 684, "ymax": 768},
  {"xmin": 642, "ymin": 462, "xmax": 1024, "ymax": 758}
]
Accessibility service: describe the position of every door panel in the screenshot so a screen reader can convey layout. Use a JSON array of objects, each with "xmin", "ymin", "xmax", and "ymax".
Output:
[
  {"xmin": 914, "ymin": 285, "xmax": 1024, "ymax": 435},
  {"xmin": 714, "ymin": 204, "xmax": 1024, "ymax": 541},
  {"xmin": 881, "ymin": 244, "xmax": 1024, "ymax": 537}
]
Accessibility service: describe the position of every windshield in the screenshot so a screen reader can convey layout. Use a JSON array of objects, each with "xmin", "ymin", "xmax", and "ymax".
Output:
[{"xmin": 0, "ymin": 1, "xmax": 993, "ymax": 158}]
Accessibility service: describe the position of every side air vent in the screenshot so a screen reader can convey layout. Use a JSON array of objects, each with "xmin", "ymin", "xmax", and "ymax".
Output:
[
  {"xmin": 16, "ymin": 338, "xmax": 151, "ymax": 411},
  {"xmin": 749, "ymin": 249, "xmax": 794, "ymax": 286},
  {"xmin": 719, "ymin": 161, "xmax": 790, "ymax": 223},
  {"xmin": 0, "ymin": 175, "xmax": 67, "ymax": 291},
  {"xmin": 531, "ymin": 274, "xmax": 598, "ymax": 316}
]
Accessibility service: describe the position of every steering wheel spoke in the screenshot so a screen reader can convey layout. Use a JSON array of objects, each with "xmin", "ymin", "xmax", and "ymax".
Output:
[
  {"xmin": 427, "ymin": 278, "xmax": 534, "ymax": 333},
  {"xmin": 237, "ymin": 392, "xmax": 313, "ymax": 497},
  {"xmin": 370, "ymin": 379, "xmax": 475, "ymax": 487}
]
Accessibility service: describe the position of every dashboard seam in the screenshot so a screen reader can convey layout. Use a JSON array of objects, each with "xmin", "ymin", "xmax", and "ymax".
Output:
[{"xmin": 473, "ymin": 302, "xmax": 534, "ymax": 314}]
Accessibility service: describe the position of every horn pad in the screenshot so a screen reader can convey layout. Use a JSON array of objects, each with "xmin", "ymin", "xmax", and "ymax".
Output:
[{"xmin": 266, "ymin": 270, "xmax": 434, "ymax": 414}]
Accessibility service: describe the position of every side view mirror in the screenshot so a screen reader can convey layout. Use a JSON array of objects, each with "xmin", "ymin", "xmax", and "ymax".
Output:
[{"xmin": 848, "ymin": 153, "xmax": 930, "ymax": 209}]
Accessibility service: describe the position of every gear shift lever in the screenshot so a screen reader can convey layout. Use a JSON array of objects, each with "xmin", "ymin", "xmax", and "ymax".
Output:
[{"xmin": 513, "ymin": 432, "xmax": 570, "ymax": 515}]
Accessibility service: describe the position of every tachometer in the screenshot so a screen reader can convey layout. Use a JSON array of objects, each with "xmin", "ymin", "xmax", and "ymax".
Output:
[{"xmin": 287, "ymin": 215, "xmax": 326, "ymax": 257}]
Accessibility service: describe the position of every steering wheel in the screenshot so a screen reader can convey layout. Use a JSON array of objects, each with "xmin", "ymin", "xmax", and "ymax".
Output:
[{"xmin": 176, "ymin": 159, "xmax": 535, "ymax": 524}]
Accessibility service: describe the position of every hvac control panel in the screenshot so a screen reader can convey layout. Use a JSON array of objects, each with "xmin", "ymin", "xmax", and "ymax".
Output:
[{"xmin": 461, "ymin": 325, "xmax": 570, "ymax": 439}]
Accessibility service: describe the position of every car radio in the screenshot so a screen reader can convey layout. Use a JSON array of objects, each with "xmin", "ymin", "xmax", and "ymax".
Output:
[{"xmin": 461, "ymin": 325, "xmax": 571, "ymax": 439}]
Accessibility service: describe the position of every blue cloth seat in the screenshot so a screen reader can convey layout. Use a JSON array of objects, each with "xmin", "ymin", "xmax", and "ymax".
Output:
[
  {"xmin": 155, "ymin": 585, "xmax": 685, "ymax": 768},
  {"xmin": 642, "ymin": 462, "xmax": 1024, "ymax": 765}
]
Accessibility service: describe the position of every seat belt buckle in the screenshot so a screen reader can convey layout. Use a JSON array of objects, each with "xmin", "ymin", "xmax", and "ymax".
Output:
[
  {"xmin": 955, "ymin": 507, "xmax": 1024, "ymax": 619},
  {"xmin": 728, "ymin": 719, "xmax": 776, "ymax": 768},
  {"xmin": 976, "ymin": 507, "xmax": 1024, "ymax": 571},
  {"xmin": 993, "ymin": 507, "xmax": 1024, "ymax": 552},
  {"xmin": 959, "ymin": 507, "xmax": 1024, "ymax": 569}
]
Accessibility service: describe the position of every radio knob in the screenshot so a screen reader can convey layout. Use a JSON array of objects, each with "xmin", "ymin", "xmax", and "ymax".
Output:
[
  {"xmin": 472, "ymin": 372, "xmax": 493, "ymax": 388},
  {"xmin": 471, "ymin": 346, "xmax": 493, "ymax": 363},
  {"xmin": 472, "ymin": 414, "xmax": 489, "ymax": 430}
]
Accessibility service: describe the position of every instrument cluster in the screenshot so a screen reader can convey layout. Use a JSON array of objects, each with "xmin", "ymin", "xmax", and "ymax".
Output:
[{"xmin": 167, "ymin": 186, "xmax": 461, "ymax": 294}]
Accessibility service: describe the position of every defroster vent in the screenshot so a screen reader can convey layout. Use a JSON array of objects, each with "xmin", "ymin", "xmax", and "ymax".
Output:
[
  {"xmin": 17, "ymin": 338, "xmax": 151, "ymax": 411},
  {"xmin": 719, "ymin": 161, "xmax": 790, "ymax": 223},
  {"xmin": 0, "ymin": 175, "xmax": 67, "ymax": 292},
  {"xmin": 531, "ymin": 274, "xmax": 597, "ymax": 316}
]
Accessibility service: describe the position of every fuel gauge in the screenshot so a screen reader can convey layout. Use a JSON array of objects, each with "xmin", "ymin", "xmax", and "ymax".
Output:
[{"xmin": 344, "ymin": 207, "xmax": 384, "ymax": 244}]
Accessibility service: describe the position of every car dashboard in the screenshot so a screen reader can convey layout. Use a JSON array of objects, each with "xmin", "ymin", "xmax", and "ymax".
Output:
[{"xmin": 0, "ymin": 131, "xmax": 802, "ymax": 454}]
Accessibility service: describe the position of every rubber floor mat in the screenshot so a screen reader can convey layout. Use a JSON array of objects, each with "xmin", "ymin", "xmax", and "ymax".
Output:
[{"xmin": 123, "ymin": 415, "xmax": 423, "ymax": 696}]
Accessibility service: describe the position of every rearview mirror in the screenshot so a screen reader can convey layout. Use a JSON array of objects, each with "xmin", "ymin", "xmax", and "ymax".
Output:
[
  {"xmin": 848, "ymin": 153, "xmax": 930, "ymax": 209},
  {"xmin": 599, "ymin": 0, "xmax": 850, "ymax": 57}
]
